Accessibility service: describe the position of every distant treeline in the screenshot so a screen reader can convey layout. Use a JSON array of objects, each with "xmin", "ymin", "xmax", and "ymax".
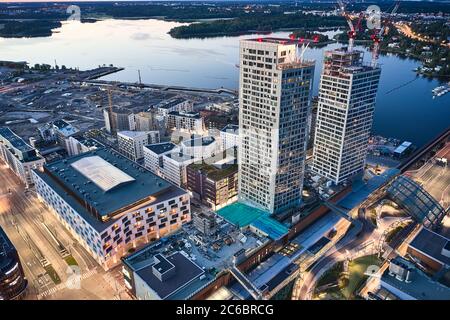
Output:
[
  {"xmin": 0, "ymin": 20, "xmax": 61, "ymax": 38},
  {"xmin": 168, "ymin": 14, "xmax": 346, "ymax": 39}
]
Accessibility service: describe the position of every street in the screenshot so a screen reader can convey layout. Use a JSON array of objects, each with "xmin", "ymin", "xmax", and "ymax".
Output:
[
  {"xmin": 406, "ymin": 141, "xmax": 450, "ymax": 209},
  {"xmin": 0, "ymin": 160, "xmax": 131, "ymax": 300}
]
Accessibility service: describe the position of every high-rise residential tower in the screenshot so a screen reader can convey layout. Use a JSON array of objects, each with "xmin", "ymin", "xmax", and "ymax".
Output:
[
  {"xmin": 311, "ymin": 48, "xmax": 381, "ymax": 184},
  {"xmin": 238, "ymin": 38, "xmax": 315, "ymax": 214}
]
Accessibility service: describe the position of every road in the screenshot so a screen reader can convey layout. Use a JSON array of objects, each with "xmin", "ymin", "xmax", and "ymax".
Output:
[
  {"xmin": 292, "ymin": 204, "xmax": 410, "ymax": 300},
  {"xmin": 0, "ymin": 160, "xmax": 131, "ymax": 300},
  {"xmin": 406, "ymin": 141, "xmax": 450, "ymax": 209},
  {"xmin": 395, "ymin": 22, "xmax": 450, "ymax": 49}
]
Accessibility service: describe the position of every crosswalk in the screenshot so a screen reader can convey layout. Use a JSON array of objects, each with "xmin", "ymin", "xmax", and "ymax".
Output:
[{"xmin": 38, "ymin": 267, "xmax": 97, "ymax": 299}]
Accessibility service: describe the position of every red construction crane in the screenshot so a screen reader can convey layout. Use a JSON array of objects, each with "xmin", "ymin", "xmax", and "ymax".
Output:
[
  {"xmin": 370, "ymin": 0, "xmax": 401, "ymax": 67},
  {"xmin": 337, "ymin": 0, "xmax": 364, "ymax": 52}
]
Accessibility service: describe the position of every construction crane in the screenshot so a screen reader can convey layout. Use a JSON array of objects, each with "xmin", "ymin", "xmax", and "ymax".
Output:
[
  {"xmin": 337, "ymin": 0, "xmax": 364, "ymax": 52},
  {"xmin": 107, "ymin": 87, "xmax": 116, "ymax": 134},
  {"xmin": 370, "ymin": 0, "xmax": 401, "ymax": 67}
]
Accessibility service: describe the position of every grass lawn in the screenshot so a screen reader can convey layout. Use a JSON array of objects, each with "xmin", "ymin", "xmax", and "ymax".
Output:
[
  {"xmin": 44, "ymin": 265, "xmax": 62, "ymax": 285},
  {"xmin": 341, "ymin": 255, "xmax": 381, "ymax": 299},
  {"xmin": 64, "ymin": 255, "xmax": 78, "ymax": 266},
  {"xmin": 315, "ymin": 255, "xmax": 382, "ymax": 300}
]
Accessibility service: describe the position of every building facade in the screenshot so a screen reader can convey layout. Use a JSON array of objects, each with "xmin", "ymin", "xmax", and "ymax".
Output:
[
  {"xmin": 117, "ymin": 131, "xmax": 160, "ymax": 161},
  {"xmin": 52, "ymin": 119, "xmax": 80, "ymax": 152},
  {"xmin": 311, "ymin": 48, "xmax": 381, "ymax": 184},
  {"xmin": 187, "ymin": 162, "xmax": 238, "ymax": 211},
  {"xmin": 156, "ymin": 97, "xmax": 193, "ymax": 118},
  {"xmin": 103, "ymin": 107, "xmax": 133, "ymax": 134},
  {"xmin": 220, "ymin": 124, "xmax": 239, "ymax": 151},
  {"xmin": 167, "ymin": 111, "xmax": 204, "ymax": 134},
  {"xmin": 181, "ymin": 136, "xmax": 218, "ymax": 160},
  {"xmin": 0, "ymin": 226, "xmax": 28, "ymax": 300},
  {"xmin": 129, "ymin": 111, "xmax": 157, "ymax": 132},
  {"xmin": 143, "ymin": 142, "xmax": 178, "ymax": 176},
  {"xmin": 32, "ymin": 148, "xmax": 191, "ymax": 270},
  {"xmin": 161, "ymin": 152, "xmax": 196, "ymax": 187},
  {"xmin": 0, "ymin": 127, "xmax": 45, "ymax": 187},
  {"xmin": 238, "ymin": 38, "xmax": 315, "ymax": 214},
  {"xmin": 67, "ymin": 136, "xmax": 103, "ymax": 157}
]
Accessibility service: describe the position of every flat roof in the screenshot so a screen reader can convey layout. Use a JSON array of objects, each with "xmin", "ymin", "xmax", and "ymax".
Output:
[
  {"xmin": 188, "ymin": 161, "xmax": 237, "ymax": 181},
  {"xmin": 53, "ymin": 120, "xmax": 79, "ymax": 137},
  {"xmin": 381, "ymin": 263, "xmax": 450, "ymax": 300},
  {"xmin": 217, "ymin": 202, "xmax": 289, "ymax": 240},
  {"xmin": 135, "ymin": 252, "xmax": 204, "ymax": 300},
  {"xmin": 221, "ymin": 124, "xmax": 239, "ymax": 134},
  {"xmin": 168, "ymin": 111, "xmax": 201, "ymax": 119},
  {"xmin": 117, "ymin": 130, "xmax": 148, "ymax": 139},
  {"xmin": 158, "ymin": 97, "xmax": 188, "ymax": 109},
  {"xmin": 409, "ymin": 227, "xmax": 450, "ymax": 266},
  {"xmin": 165, "ymin": 152, "xmax": 195, "ymax": 163},
  {"xmin": 182, "ymin": 136, "xmax": 215, "ymax": 148},
  {"xmin": 394, "ymin": 141, "xmax": 413, "ymax": 154},
  {"xmin": 37, "ymin": 148, "xmax": 186, "ymax": 220},
  {"xmin": 0, "ymin": 127, "xmax": 34, "ymax": 153},
  {"xmin": 145, "ymin": 142, "xmax": 177, "ymax": 155},
  {"xmin": 71, "ymin": 156, "xmax": 135, "ymax": 192}
]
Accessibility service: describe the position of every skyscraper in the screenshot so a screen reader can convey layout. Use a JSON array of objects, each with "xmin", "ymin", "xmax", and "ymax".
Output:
[
  {"xmin": 311, "ymin": 48, "xmax": 381, "ymax": 184},
  {"xmin": 238, "ymin": 38, "xmax": 315, "ymax": 214}
]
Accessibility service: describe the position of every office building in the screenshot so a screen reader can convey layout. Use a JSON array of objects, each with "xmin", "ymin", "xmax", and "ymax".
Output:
[
  {"xmin": 117, "ymin": 131, "xmax": 160, "ymax": 161},
  {"xmin": 238, "ymin": 38, "xmax": 315, "ymax": 214},
  {"xmin": 181, "ymin": 136, "xmax": 218, "ymax": 160},
  {"xmin": 161, "ymin": 152, "xmax": 196, "ymax": 187},
  {"xmin": 129, "ymin": 111, "xmax": 157, "ymax": 132},
  {"xmin": 0, "ymin": 127, "xmax": 45, "ymax": 187},
  {"xmin": 52, "ymin": 120, "xmax": 80, "ymax": 152},
  {"xmin": 0, "ymin": 226, "xmax": 28, "ymax": 300},
  {"xmin": 311, "ymin": 48, "xmax": 381, "ymax": 184},
  {"xmin": 103, "ymin": 107, "xmax": 133, "ymax": 134},
  {"xmin": 379, "ymin": 256, "xmax": 450, "ymax": 300},
  {"xmin": 220, "ymin": 124, "xmax": 239, "ymax": 151},
  {"xmin": 143, "ymin": 142, "xmax": 178, "ymax": 175},
  {"xmin": 187, "ymin": 161, "xmax": 238, "ymax": 210},
  {"xmin": 122, "ymin": 246, "xmax": 209, "ymax": 300},
  {"xmin": 66, "ymin": 136, "xmax": 103, "ymax": 157},
  {"xmin": 32, "ymin": 148, "xmax": 191, "ymax": 270},
  {"xmin": 192, "ymin": 211, "xmax": 218, "ymax": 236},
  {"xmin": 167, "ymin": 111, "xmax": 204, "ymax": 134},
  {"xmin": 156, "ymin": 97, "xmax": 193, "ymax": 117}
]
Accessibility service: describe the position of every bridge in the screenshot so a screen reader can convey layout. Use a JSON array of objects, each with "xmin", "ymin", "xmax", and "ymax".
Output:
[
  {"xmin": 385, "ymin": 175, "xmax": 447, "ymax": 230},
  {"xmin": 398, "ymin": 126, "xmax": 450, "ymax": 172},
  {"xmin": 229, "ymin": 266, "xmax": 264, "ymax": 300}
]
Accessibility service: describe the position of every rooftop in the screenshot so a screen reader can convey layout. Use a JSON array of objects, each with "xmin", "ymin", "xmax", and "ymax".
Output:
[
  {"xmin": 158, "ymin": 97, "xmax": 188, "ymax": 110},
  {"xmin": 117, "ymin": 130, "xmax": 149, "ymax": 139},
  {"xmin": 126, "ymin": 251, "xmax": 206, "ymax": 300},
  {"xmin": 381, "ymin": 258, "xmax": 450, "ymax": 300},
  {"xmin": 217, "ymin": 202, "xmax": 289, "ymax": 240},
  {"xmin": 188, "ymin": 161, "xmax": 238, "ymax": 181},
  {"xmin": 409, "ymin": 227, "xmax": 450, "ymax": 267},
  {"xmin": 165, "ymin": 152, "xmax": 195, "ymax": 163},
  {"xmin": 168, "ymin": 111, "xmax": 201, "ymax": 119},
  {"xmin": 52, "ymin": 120, "xmax": 79, "ymax": 137},
  {"xmin": 145, "ymin": 142, "xmax": 177, "ymax": 155},
  {"xmin": 0, "ymin": 127, "xmax": 34, "ymax": 154},
  {"xmin": 0, "ymin": 226, "xmax": 16, "ymax": 271},
  {"xmin": 221, "ymin": 124, "xmax": 239, "ymax": 135},
  {"xmin": 34, "ymin": 148, "xmax": 186, "ymax": 229},
  {"xmin": 182, "ymin": 136, "xmax": 215, "ymax": 148}
]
